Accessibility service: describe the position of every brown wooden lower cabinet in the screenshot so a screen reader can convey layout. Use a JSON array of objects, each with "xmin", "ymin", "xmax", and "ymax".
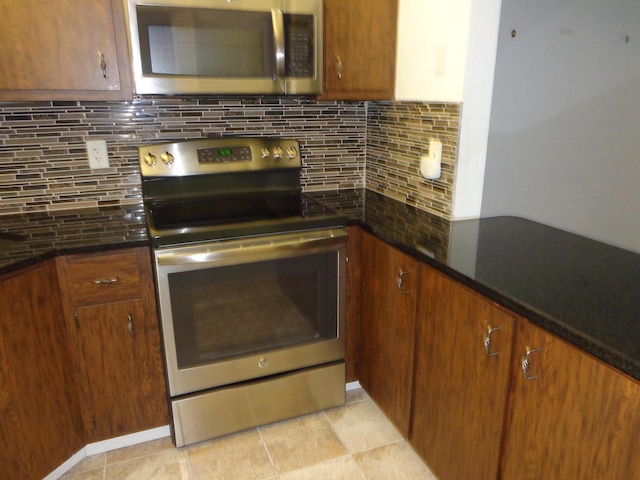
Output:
[
  {"xmin": 357, "ymin": 231, "xmax": 418, "ymax": 436},
  {"xmin": 411, "ymin": 265, "xmax": 516, "ymax": 479},
  {"xmin": 0, "ymin": 247, "xmax": 168, "ymax": 480},
  {"xmin": 0, "ymin": 262, "xmax": 83, "ymax": 480},
  {"xmin": 354, "ymin": 234, "xmax": 640, "ymax": 480},
  {"xmin": 58, "ymin": 247, "xmax": 168, "ymax": 444},
  {"xmin": 502, "ymin": 320, "xmax": 640, "ymax": 479},
  {"xmin": 69, "ymin": 298, "xmax": 167, "ymax": 442}
]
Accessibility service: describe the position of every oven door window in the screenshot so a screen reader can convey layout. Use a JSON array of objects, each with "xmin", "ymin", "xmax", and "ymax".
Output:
[{"xmin": 168, "ymin": 252, "xmax": 338, "ymax": 369}]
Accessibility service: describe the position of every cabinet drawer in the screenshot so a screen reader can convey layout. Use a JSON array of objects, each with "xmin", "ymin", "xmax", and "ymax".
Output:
[{"xmin": 64, "ymin": 250, "xmax": 142, "ymax": 305}]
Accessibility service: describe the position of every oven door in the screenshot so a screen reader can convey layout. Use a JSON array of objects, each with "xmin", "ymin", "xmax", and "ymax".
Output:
[{"xmin": 154, "ymin": 228, "xmax": 347, "ymax": 397}]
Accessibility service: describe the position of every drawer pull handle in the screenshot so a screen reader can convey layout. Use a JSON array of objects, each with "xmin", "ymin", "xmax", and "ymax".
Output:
[
  {"xmin": 397, "ymin": 269, "xmax": 411, "ymax": 294},
  {"xmin": 99, "ymin": 52, "xmax": 107, "ymax": 78},
  {"xmin": 521, "ymin": 347, "xmax": 541, "ymax": 380},
  {"xmin": 484, "ymin": 325, "xmax": 501, "ymax": 356},
  {"xmin": 92, "ymin": 277, "xmax": 119, "ymax": 285},
  {"xmin": 127, "ymin": 314, "xmax": 134, "ymax": 337}
]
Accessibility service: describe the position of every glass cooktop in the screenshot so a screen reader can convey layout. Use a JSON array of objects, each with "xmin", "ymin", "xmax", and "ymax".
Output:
[{"xmin": 145, "ymin": 192, "xmax": 346, "ymax": 246}]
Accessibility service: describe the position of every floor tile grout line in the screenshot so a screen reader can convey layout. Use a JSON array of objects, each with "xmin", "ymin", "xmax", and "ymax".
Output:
[
  {"xmin": 257, "ymin": 425, "xmax": 281, "ymax": 480},
  {"xmin": 323, "ymin": 398, "xmax": 404, "ymax": 457},
  {"xmin": 105, "ymin": 446, "xmax": 183, "ymax": 468},
  {"xmin": 281, "ymin": 453, "xmax": 366, "ymax": 479}
]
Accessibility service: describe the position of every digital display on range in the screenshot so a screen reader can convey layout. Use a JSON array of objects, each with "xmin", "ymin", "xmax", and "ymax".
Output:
[{"xmin": 198, "ymin": 146, "xmax": 251, "ymax": 163}]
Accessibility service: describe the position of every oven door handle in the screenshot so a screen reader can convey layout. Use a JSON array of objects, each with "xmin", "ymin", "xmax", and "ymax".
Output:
[{"xmin": 156, "ymin": 228, "xmax": 347, "ymax": 267}]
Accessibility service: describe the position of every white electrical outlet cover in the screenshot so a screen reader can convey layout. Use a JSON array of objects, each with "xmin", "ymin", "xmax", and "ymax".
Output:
[{"xmin": 86, "ymin": 139, "xmax": 110, "ymax": 169}]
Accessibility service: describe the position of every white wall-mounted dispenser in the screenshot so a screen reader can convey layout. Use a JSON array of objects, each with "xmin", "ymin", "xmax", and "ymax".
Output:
[{"xmin": 420, "ymin": 139, "xmax": 442, "ymax": 180}]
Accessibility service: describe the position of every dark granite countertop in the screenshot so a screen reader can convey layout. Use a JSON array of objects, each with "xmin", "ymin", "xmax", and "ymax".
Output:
[
  {"xmin": 2, "ymin": 189, "xmax": 639, "ymax": 381},
  {"xmin": 308, "ymin": 189, "xmax": 640, "ymax": 381},
  {"xmin": 0, "ymin": 204, "xmax": 149, "ymax": 274}
]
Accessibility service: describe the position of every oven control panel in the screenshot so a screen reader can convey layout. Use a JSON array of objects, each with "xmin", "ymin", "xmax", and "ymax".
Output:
[
  {"xmin": 198, "ymin": 146, "xmax": 252, "ymax": 164},
  {"xmin": 139, "ymin": 138, "xmax": 301, "ymax": 177}
]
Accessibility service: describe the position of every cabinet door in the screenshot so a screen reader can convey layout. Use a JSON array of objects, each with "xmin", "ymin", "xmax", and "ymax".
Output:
[
  {"xmin": 322, "ymin": 0, "xmax": 398, "ymax": 100},
  {"xmin": 411, "ymin": 265, "xmax": 515, "ymax": 480},
  {"xmin": 0, "ymin": 0, "xmax": 132, "ymax": 100},
  {"xmin": 358, "ymin": 232, "xmax": 417, "ymax": 436},
  {"xmin": 68, "ymin": 298, "xmax": 167, "ymax": 442},
  {"xmin": 0, "ymin": 262, "xmax": 82, "ymax": 480},
  {"xmin": 501, "ymin": 321, "xmax": 640, "ymax": 479}
]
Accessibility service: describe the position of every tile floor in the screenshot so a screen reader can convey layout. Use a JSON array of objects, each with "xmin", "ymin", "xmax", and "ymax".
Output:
[{"xmin": 60, "ymin": 389, "xmax": 437, "ymax": 480}]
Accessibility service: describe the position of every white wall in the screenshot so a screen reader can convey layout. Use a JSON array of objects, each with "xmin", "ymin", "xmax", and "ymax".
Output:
[
  {"xmin": 395, "ymin": 0, "xmax": 473, "ymax": 102},
  {"xmin": 481, "ymin": 0, "xmax": 640, "ymax": 252},
  {"xmin": 395, "ymin": 0, "xmax": 504, "ymax": 221},
  {"xmin": 451, "ymin": 0, "xmax": 504, "ymax": 220}
]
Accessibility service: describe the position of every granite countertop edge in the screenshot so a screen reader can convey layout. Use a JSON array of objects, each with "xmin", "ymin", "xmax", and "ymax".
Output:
[{"xmin": 0, "ymin": 239, "xmax": 151, "ymax": 276}]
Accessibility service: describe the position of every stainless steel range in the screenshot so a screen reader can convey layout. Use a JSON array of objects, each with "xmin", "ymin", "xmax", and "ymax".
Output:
[{"xmin": 139, "ymin": 137, "xmax": 347, "ymax": 447}]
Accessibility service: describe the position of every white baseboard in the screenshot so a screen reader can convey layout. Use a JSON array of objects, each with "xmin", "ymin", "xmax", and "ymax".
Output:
[
  {"xmin": 346, "ymin": 380, "xmax": 362, "ymax": 391},
  {"xmin": 43, "ymin": 449, "xmax": 86, "ymax": 480},
  {"xmin": 85, "ymin": 425, "xmax": 170, "ymax": 455},
  {"xmin": 44, "ymin": 425, "xmax": 170, "ymax": 480}
]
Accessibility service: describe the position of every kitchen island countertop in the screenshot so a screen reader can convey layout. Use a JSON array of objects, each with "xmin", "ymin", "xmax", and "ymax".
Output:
[{"xmin": 2, "ymin": 189, "xmax": 639, "ymax": 382}]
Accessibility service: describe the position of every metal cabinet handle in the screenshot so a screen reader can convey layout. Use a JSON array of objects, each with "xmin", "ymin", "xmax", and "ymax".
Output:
[
  {"xmin": 127, "ymin": 314, "xmax": 134, "ymax": 337},
  {"xmin": 92, "ymin": 276, "xmax": 119, "ymax": 285},
  {"xmin": 336, "ymin": 56, "xmax": 343, "ymax": 79},
  {"xmin": 98, "ymin": 52, "xmax": 107, "ymax": 78},
  {"xmin": 397, "ymin": 269, "xmax": 411, "ymax": 294},
  {"xmin": 484, "ymin": 326, "xmax": 501, "ymax": 356},
  {"xmin": 521, "ymin": 347, "xmax": 541, "ymax": 380}
]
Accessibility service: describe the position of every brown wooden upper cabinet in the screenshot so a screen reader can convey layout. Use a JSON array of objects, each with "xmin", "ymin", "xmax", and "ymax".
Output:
[
  {"xmin": 322, "ymin": 0, "xmax": 398, "ymax": 100},
  {"xmin": 0, "ymin": 0, "xmax": 132, "ymax": 101}
]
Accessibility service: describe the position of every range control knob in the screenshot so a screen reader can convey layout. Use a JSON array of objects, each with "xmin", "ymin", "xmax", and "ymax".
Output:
[
  {"xmin": 161, "ymin": 152, "xmax": 174, "ymax": 165},
  {"xmin": 286, "ymin": 146, "xmax": 298, "ymax": 160},
  {"xmin": 261, "ymin": 147, "xmax": 271, "ymax": 159},
  {"xmin": 143, "ymin": 153, "xmax": 157, "ymax": 166},
  {"xmin": 272, "ymin": 146, "xmax": 284, "ymax": 160}
]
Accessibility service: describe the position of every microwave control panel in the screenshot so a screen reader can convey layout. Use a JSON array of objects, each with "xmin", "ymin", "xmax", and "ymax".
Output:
[{"xmin": 285, "ymin": 14, "xmax": 314, "ymax": 78}]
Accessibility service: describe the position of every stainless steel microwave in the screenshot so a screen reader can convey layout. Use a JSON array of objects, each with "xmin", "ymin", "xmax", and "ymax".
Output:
[{"xmin": 123, "ymin": 0, "xmax": 322, "ymax": 95}]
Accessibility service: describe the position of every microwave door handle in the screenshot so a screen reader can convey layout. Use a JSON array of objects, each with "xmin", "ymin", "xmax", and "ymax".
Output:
[{"xmin": 272, "ymin": 9, "xmax": 286, "ymax": 81}]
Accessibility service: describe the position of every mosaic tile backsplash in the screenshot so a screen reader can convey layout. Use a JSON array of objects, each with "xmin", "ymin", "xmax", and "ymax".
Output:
[
  {"xmin": 0, "ymin": 97, "xmax": 460, "ymax": 218},
  {"xmin": 367, "ymin": 102, "xmax": 460, "ymax": 219}
]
